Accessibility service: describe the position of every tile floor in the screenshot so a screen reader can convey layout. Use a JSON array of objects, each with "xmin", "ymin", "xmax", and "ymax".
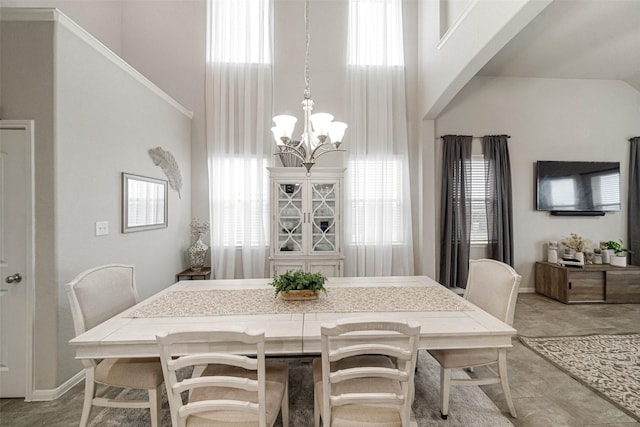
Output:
[{"xmin": 1, "ymin": 292, "xmax": 639, "ymax": 426}]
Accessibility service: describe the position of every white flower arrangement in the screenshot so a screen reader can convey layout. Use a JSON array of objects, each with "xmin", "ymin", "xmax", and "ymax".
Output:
[
  {"xmin": 561, "ymin": 233, "xmax": 591, "ymax": 253},
  {"xmin": 190, "ymin": 218, "xmax": 210, "ymax": 241}
]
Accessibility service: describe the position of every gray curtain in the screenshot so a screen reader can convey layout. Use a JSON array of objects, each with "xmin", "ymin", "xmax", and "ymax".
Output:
[
  {"xmin": 630, "ymin": 137, "xmax": 640, "ymax": 266},
  {"xmin": 483, "ymin": 135, "xmax": 514, "ymax": 266},
  {"xmin": 439, "ymin": 135, "xmax": 472, "ymax": 288}
]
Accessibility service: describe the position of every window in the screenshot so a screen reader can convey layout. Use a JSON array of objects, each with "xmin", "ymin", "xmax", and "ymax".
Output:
[
  {"xmin": 348, "ymin": 0, "xmax": 404, "ymax": 66},
  {"xmin": 347, "ymin": 158, "xmax": 405, "ymax": 244},
  {"xmin": 213, "ymin": 158, "xmax": 269, "ymax": 246},
  {"xmin": 470, "ymin": 155, "xmax": 488, "ymax": 244},
  {"xmin": 207, "ymin": 0, "xmax": 271, "ymax": 64}
]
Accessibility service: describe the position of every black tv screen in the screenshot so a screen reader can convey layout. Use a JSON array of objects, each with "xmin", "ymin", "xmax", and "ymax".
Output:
[{"xmin": 536, "ymin": 161, "xmax": 620, "ymax": 212}]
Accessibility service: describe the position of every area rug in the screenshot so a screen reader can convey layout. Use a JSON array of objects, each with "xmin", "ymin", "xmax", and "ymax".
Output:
[
  {"xmin": 88, "ymin": 350, "xmax": 513, "ymax": 426},
  {"xmin": 520, "ymin": 333, "xmax": 640, "ymax": 421}
]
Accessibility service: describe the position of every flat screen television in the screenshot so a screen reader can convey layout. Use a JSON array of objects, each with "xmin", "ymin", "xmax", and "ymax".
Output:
[{"xmin": 536, "ymin": 161, "xmax": 620, "ymax": 214}]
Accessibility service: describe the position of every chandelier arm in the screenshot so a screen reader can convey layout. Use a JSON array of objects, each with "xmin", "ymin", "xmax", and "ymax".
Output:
[
  {"xmin": 278, "ymin": 144, "xmax": 306, "ymax": 159},
  {"xmin": 309, "ymin": 146, "xmax": 346, "ymax": 160}
]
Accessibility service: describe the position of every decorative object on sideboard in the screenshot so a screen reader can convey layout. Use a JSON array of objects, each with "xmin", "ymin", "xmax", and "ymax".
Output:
[
  {"xmin": 148, "ymin": 147, "xmax": 183, "ymax": 198},
  {"xmin": 559, "ymin": 233, "xmax": 591, "ymax": 267},
  {"xmin": 269, "ymin": 0, "xmax": 347, "ymax": 173},
  {"xmin": 599, "ymin": 241, "xmax": 613, "ymax": 264},
  {"xmin": 605, "ymin": 240, "xmax": 633, "ymax": 268},
  {"xmin": 547, "ymin": 240, "xmax": 558, "ymax": 264},
  {"xmin": 188, "ymin": 218, "xmax": 209, "ymax": 271}
]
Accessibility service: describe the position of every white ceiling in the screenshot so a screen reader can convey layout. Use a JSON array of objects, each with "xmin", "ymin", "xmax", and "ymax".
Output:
[{"xmin": 477, "ymin": 0, "xmax": 640, "ymax": 91}]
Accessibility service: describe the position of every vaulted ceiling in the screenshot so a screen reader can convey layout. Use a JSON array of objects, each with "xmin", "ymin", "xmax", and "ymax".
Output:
[{"xmin": 477, "ymin": 0, "xmax": 640, "ymax": 92}]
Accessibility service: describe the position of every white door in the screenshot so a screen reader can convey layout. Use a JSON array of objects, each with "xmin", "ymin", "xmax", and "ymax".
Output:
[{"xmin": 0, "ymin": 121, "xmax": 34, "ymax": 399}]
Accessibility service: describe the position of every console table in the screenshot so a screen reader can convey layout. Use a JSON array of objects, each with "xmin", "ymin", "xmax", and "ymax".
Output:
[{"xmin": 535, "ymin": 262, "xmax": 640, "ymax": 303}]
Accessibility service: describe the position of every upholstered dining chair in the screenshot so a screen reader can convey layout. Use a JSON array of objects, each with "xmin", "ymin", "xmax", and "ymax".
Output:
[
  {"xmin": 428, "ymin": 258, "xmax": 521, "ymax": 419},
  {"xmin": 156, "ymin": 327, "xmax": 289, "ymax": 427},
  {"xmin": 65, "ymin": 264, "xmax": 164, "ymax": 427},
  {"xmin": 313, "ymin": 319, "xmax": 421, "ymax": 427}
]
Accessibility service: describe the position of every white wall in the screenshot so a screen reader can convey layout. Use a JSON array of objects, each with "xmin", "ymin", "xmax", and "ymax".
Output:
[
  {"xmin": 436, "ymin": 76, "xmax": 640, "ymax": 290},
  {"xmin": 418, "ymin": 0, "xmax": 551, "ymax": 119}
]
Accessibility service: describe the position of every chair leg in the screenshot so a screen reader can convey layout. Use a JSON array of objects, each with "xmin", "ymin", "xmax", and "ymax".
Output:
[
  {"xmin": 148, "ymin": 385, "xmax": 163, "ymax": 427},
  {"xmin": 281, "ymin": 380, "xmax": 289, "ymax": 427},
  {"xmin": 440, "ymin": 367, "xmax": 451, "ymax": 420},
  {"xmin": 313, "ymin": 389, "xmax": 320, "ymax": 427},
  {"xmin": 498, "ymin": 350, "xmax": 517, "ymax": 418},
  {"xmin": 80, "ymin": 368, "xmax": 96, "ymax": 427}
]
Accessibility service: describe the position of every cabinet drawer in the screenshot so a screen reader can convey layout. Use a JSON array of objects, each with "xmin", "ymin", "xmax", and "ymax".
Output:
[
  {"xmin": 606, "ymin": 271, "xmax": 640, "ymax": 303},
  {"xmin": 567, "ymin": 271, "xmax": 605, "ymax": 302}
]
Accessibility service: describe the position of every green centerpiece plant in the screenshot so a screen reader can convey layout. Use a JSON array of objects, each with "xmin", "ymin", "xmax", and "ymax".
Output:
[{"xmin": 270, "ymin": 269, "xmax": 327, "ymax": 300}]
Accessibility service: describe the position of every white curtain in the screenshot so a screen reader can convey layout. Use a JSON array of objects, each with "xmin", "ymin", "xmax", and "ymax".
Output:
[
  {"xmin": 344, "ymin": 0, "xmax": 414, "ymax": 276},
  {"xmin": 205, "ymin": 0, "xmax": 273, "ymax": 279}
]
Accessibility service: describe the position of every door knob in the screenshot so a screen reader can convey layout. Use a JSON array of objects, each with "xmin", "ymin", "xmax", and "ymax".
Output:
[{"xmin": 5, "ymin": 273, "xmax": 22, "ymax": 284}]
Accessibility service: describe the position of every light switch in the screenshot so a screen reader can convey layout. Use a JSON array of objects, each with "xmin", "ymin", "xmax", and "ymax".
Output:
[{"xmin": 95, "ymin": 221, "xmax": 109, "ymax": 236}]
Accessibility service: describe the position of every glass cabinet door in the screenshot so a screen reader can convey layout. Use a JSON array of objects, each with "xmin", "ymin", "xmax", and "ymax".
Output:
[
  {"xmin": 310, "ymin": 182, "xmax": 338, "ymax": 253},
  {"xmin": 276, "ymin": 183, "xmax": 303, "ymax": 253}
]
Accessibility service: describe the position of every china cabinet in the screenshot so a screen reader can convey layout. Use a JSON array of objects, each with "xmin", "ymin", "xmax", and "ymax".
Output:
[{"xmin": 268, "ymin": 167, "xmax": 345, "ymax": 277}]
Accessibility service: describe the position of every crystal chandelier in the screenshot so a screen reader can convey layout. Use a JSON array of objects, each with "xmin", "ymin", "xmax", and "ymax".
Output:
[{"xmin": 271, "ymin": 0, "xmax": 347, "ymax": 173}]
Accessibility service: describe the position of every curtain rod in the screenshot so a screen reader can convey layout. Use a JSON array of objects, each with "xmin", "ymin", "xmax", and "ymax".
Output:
[{"xmin": 439, "ymin": 135, "xmax": 511, "ymax": 139}]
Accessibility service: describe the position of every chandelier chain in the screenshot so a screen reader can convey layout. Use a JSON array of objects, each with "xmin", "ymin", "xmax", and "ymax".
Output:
[{"xmin": 304, "ymin": 0, "xmax": 311, "ymax": 99}]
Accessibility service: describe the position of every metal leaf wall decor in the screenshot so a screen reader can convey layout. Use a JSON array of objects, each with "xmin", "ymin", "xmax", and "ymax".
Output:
[{"xmin": 148, "ymin": 147, "xmax": 183, "ymax": 199}]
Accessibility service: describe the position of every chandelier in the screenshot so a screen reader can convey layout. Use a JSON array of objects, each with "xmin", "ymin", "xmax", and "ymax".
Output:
[{"xmin": 271, "ymin": 0, "xmax": 347, "ymax": 173}]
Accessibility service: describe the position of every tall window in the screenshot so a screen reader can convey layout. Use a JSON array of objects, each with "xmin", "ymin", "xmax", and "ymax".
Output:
[
  {"xmin": 206, "ymin": 0, "xmax": 272, "ymax": 278},
  {"xmin": 348, "ymin": 0, "xmax": 403, "ymax": 66},
  {"xmin": 470, "ymin": 155, "xmax": 488, "ymax": 244},
  {"xmin": 207, "ymin": 0, "xmax": 271, "ymax": 64},
  {"xmin": 344, "ymin": 0, "xmax": 414, "ymax": 276}
]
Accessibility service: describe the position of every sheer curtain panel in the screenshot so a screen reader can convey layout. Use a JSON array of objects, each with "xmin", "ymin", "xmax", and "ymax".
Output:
[
  {"xmin": 439, "ymin": 135, "xmax": 472, "ymax": 288},
  {"xmin": 205, "ymin": 0, "xmax": 273, "ymax": 279},
  {"xmin": 483, "ymin": 135, "xmax": 514, "ymax": 266},
  {"xmin": 344, "ymin": 0, "xmax": 414, "ymax": 277},
  {"xmin": 630, "ymin": 137, "xmax": 640, "ymax": 265}
]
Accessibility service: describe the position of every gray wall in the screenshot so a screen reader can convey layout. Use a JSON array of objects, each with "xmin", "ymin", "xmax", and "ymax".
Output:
[{"xmin": 1, "ymin": 12, "xmax": 192, "ymax": 391}]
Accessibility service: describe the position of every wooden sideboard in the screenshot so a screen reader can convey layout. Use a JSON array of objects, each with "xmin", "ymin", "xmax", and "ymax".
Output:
[{"xmin": 535, "ymin": 262, "xmax": 640, "ymax": 304}]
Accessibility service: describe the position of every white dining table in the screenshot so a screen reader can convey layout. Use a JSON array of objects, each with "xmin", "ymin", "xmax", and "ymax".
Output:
[{"xmin": 69, "ymin": 275, "xmax": 516, "ymax": 360}]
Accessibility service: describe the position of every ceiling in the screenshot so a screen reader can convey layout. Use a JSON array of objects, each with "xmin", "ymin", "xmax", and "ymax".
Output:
[{"xmin": 477, "ymin": 0, "xmax": 640, "ymax": 91}]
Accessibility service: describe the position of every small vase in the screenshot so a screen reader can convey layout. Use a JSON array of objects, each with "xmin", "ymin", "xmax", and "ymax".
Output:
[
  {"xmin": 188, "ymin": 233, "xmax": 208, "ymax": 271},
  {"xmin": 602, "ymin": 249, "xmax": 614, "ymax": 264},
  {"xmin": 574, "ymin": 252, "xmax": 584, "ymax": 263},
  {"xmin": 547, "ymin": 248, "xmax": 558, "ymax": 263},
  {"xmin": 610, "ymin": 255, "xmax": 627, "ymax": 267}
]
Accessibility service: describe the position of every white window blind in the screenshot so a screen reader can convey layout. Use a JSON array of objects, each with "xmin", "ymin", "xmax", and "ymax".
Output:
[
  {"xmin": 347, "ymin": 158, "xmax": 404, "ymax": 244},
  {"xmin": 207, "ymin": 0, "xmax": 271, "ymax": 64},
  {"xmin": 214, "ymin": 158, "xmax": 269, "ymax": 246},
  {"xmin": 470, "ymin": 154, "xmax": 488, "ymax": 244}
]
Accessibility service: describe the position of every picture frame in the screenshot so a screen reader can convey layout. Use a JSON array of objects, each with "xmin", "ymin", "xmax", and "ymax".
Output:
[{"xmin": 121, "ymin": 173, "xmax": 168, "ymax": 233}]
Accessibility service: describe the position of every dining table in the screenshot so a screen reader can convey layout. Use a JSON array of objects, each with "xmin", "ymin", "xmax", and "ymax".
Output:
[{"xmin": 69, "ymin": 275, "xmax": 517, "ymax": 360}]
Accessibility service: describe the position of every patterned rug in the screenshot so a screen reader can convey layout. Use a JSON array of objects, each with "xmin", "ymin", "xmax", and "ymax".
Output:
[{"xmin": 520, "ymin": 333, "xmax": 640, "ymax": 421}]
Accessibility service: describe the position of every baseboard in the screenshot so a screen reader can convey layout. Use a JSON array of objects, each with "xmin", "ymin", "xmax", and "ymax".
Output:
[
  {"xmin": 519, "ymin": 287, "xmax": 535, "ymax": 293},
  {"xmin": 29, "ymin": 370, "xmax": 84, "ymax": 402}
]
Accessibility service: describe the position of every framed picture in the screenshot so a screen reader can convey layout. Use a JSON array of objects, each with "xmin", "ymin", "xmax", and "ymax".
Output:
[{"xmin": 121, "ymin": 173, "xmax": 168, "ymax": 233}]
